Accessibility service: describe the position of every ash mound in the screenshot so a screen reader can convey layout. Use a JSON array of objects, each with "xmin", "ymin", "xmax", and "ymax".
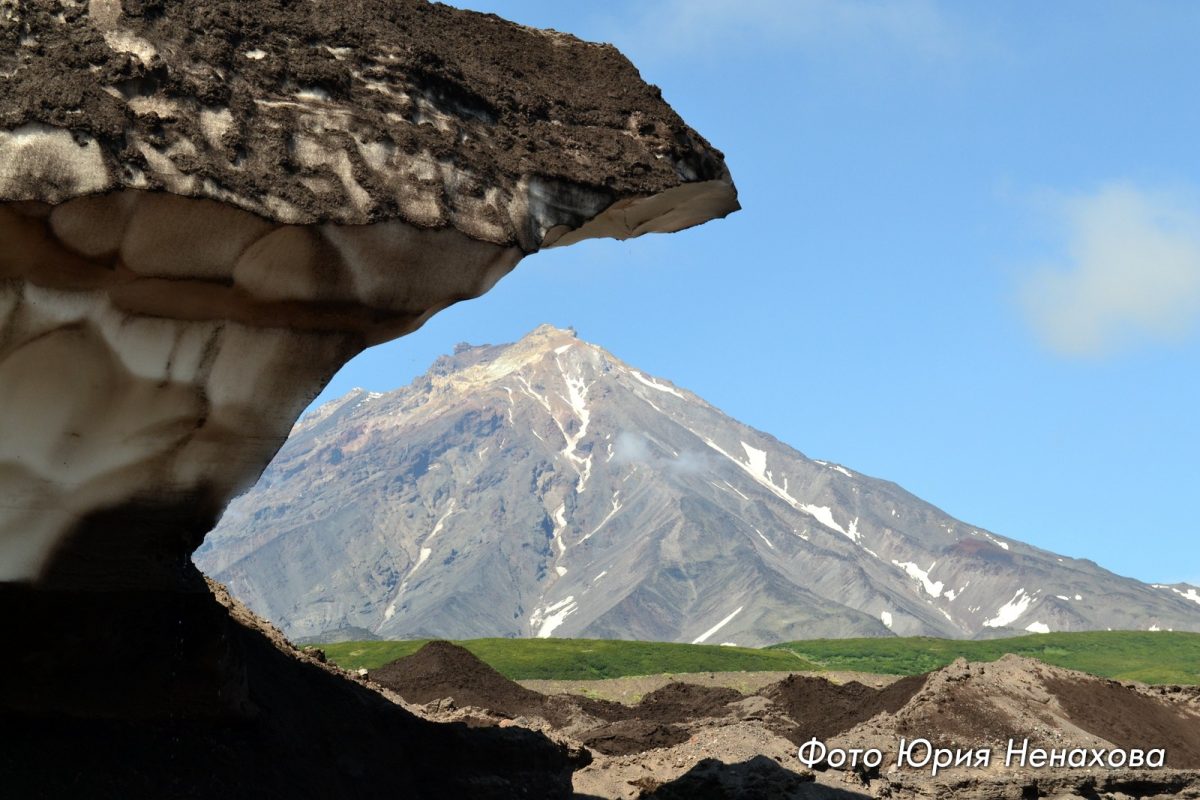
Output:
[
  {"xmin": 389, "ymin": 649, "xmax": 1200, "ymax": 798},
  {"xmin": 1047, "ymin": 673, "xmax": 1200, "ymax": 767},
  {"xmin": 634, "ymin": 682, "xmax": 746, "ymax": 725},
  {"xmin": 372, "ymin": 643, "xmax": 754, "ymax": 756},
  {"xmin": 370, "ymin": 640, "xmax": 549, "ymax": 720},
  {"xmin": 765, "ymin": 673, "xmax": 927, "ymax": 744},
  {"xmin": 830, "ymin": 655, "xmax": 1200, "ymax": 771},
  {"xmin": 639, "ymin": 756, "xmax": 825, "ymax": 800},
  {"xmin": 581, "ymin": 719, "xmax": 694, "ymax": 757},
  {"xmin": 576, "ymin": 683, "xmax": 747, "ymax": 756}
]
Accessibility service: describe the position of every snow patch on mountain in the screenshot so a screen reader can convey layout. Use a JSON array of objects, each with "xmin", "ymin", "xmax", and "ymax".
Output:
[
  {"xmin": 799, "ymin": 504, "xmax": 849, "ymax": 539},
  {"xmin": 551, "ymin": 503, "xmax": 568, "ymax": 558},
  {"xmin": 1154, "ymin": 585, "xmax": 1200, "ymax": 605},
  {"xmin": 700, "ymin": 435, "xmax": 803, "ymax": 510},
  {"xmin": 692, "ymin": 606, "xmax": 744, "ymax": 644},
  {"xmin": 555, "ymin": 355, "xmax": 594, "ymax": 493},
  {"xmin": 580, "ymin": 493, "xmax": 622, "ymax": 543},
  {"xmin": 892, "ymin": 559, "xmax": 944, "ymax": 598},
  {"xmin": 984, "ymin": 589, "xmax": 1034, "ymax": 628},
  {"xmin": 629, "ymin": 369, "xmax": 684, "ymax": 398},
  {"xmin": 531, "ymin": 596, "xmax": 578, "ymax": 638},
  {"xmin": 983, "ymin": 532, "xmax": 1011, "ymax": 551},
  {"xmin": 741, "ymin": 442, "xmax": 768, "ymax": 481}
]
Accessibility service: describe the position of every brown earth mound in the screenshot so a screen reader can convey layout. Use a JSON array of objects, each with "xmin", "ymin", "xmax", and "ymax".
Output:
[
  {"xmin": 368, "ymin": 644, "xmax": 744, "ymax": 753},
  {"xmin": 573, "ymin": 695, "xmax": 638, "ymax": 723},
  {"xmin": 639, "ymin": 756, "xmax": 840, "ymax": 800},
  {"xmin": 1047, "ymin": 676, "xmax": 1200, "ymax": 768},
  {"xmin": 765, "ymin": 674, "xmax": 927, "ymax": 744},
  {"xmin": 846, "ymin": 658, "xmax": 1043, "ymax": 751},
  {"xmin": 633, "ymin": 682, "xmax": 745, "ymax": 724},
  {"xmin": 572, "ymin": 682, "xmax": 746, "ymax": 756},
  {"xmin": 369, "ymin": 641, "xmax": 549, "ymax": 720},
  {"xmin": 555, "ymin": 681, "xmax": 745, "ymax": 728},
  {"xmin": 581, "ymin": 719, "xmax": 693, "ymax": 757},
  {"xmin": 825, "ymin": 655, "xmax": 1200, "ymax": 784}
]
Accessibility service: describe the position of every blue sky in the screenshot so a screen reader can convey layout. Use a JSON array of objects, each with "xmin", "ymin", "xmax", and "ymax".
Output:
[{"xmin": 313, "ymin": 1, "xmax": 1200, "ymax": 586}]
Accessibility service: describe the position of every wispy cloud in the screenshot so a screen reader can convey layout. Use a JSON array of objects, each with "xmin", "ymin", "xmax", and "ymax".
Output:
[
  {"xmin": 612, "ymin": 431, "xmax": 652, "ymax": 464},
  {"xmin": 602, "ymin": 0, "xmax": 965, "ymax": 63},
  {"xmin": 613, "ymin": 431, "xmax": 709, "ymax": 475},
  {"xmin": 1019, "ymin": 184, "xmax": 1200, "ymax": 357}
]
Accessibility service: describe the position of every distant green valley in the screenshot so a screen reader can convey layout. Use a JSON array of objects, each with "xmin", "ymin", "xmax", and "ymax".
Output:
[{"xmin": 320, "ymin": 630, "xmax": 1200, "ymax": 685}]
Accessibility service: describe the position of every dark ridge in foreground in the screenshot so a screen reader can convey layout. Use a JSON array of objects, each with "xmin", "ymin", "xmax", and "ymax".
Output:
[{"xmin": 0, "ymin": 586, "xmax": 573, "ymax": 799}]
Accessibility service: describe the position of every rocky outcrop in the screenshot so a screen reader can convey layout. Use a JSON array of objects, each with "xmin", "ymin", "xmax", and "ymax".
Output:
[{"xmin": 0, "ymin": 1, "xmax": 735, "ymax": 794}]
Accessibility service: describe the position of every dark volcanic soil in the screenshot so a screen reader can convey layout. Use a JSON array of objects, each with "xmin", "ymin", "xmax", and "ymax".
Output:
[
  {"xmin": 371, "ymin": 646, "xmax": 751, "ymax": 755},
  {"xmin": 3, "ymin": 1, "xmax": 730, "ymax": 231},
  {"xmin": 369, "ymin": 640, "xmax": 550, "ymax": 719},
  {"xmin": 765, "ymin": 674, "xmax": 928, "ymax": 744},
  {"xmin": 633, "ymin": 682, "xmax": 745, "ymax": 724},
  {"xmin": 360, "ymin": 643, "xmax": 1200, "ymax": 797},
  {"xmin": 572, "ymin": 683, "xmax": 744, "ymax": 756},
  {"xmin": 640, "ymin": 756, "xmax": 827, "ymax": 800},
  {"xmin": 0, "ymin": 586, "xmax": 573, "ymax": 799},
  {"xmin": 581, "ymin": 719, "xmax": 692, "ymax": 757},
  {"xmin": 1047, "ymin": 676, "xmax": 1200, "ymax": 768}
]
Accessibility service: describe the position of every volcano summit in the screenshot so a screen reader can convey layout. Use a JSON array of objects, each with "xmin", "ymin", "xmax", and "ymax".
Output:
[{"xmin": 200, "ymin": 325, "xmax": 1200, "ymax": 646}]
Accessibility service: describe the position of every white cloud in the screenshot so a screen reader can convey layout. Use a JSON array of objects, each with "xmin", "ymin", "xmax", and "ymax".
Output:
[
  {"xmin": 603, "ymin": 0, "xmax": 963, "ymax": 63},
  {"xmin": 1019, "ymin": 184, "xmax": 1200, "ymax": 357},
  {"xmin": 612, "ymin": 431, "xmax": 652, "ymax": 464},
  {"xmin": 612, "ymin": 431, "xmax": 709, "ymax": 475}
]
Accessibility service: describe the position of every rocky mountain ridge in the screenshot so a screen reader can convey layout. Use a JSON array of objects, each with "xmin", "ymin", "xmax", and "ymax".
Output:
[{"xmin": 197, "ymin": 325, "xmax": 1200, "ymax": 645}]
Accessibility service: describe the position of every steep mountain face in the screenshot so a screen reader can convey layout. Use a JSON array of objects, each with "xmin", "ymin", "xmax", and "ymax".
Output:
[{"xmin": 196, "ymin": 326, "xmax": 1200, "ymax": 646}]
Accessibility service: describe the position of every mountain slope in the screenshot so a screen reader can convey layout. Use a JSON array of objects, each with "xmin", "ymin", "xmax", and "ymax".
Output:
[{"xmin": 195, "ymin": 325, "xmax": 1200, "ymax": 645}]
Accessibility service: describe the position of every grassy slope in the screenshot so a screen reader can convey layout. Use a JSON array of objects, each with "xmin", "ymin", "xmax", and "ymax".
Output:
[
  {"xmin": 319, "ymin": 637, "xmax": 811, "ymax": 678},
  {"xmin": 318, "ymin": 631, "xmax": 1200, "ymax": 684},
  {"xmin": 770, "ymin": 631, "xmax": 1200, "ymax": 685}
]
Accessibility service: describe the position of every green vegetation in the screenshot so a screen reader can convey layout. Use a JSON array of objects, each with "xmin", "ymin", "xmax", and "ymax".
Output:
[
  {"xmin": 770, "ymin": 631, "xmax": 1200, "ymax": 685},
  {"xmin": 317, "ymin": 631, "xmax": 1200, "ymax": 684},
  {"xmin": 319, "ymin": 637, "xmax": 811, "ymax": 679}
]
